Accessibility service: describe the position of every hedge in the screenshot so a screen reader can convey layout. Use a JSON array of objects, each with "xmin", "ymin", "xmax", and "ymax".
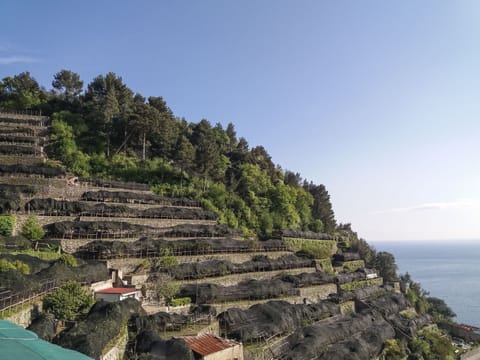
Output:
[
  {"xmin": 168, "ymin": 297, "xmax": 191, "ymax": 307},
  {"xmin": 0, "ymin": 215, "xmax": 15, "ymax": 236}
]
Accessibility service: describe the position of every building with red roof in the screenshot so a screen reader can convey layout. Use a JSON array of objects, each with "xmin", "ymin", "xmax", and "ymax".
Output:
[{"xmin": 181, "ymin": 333, "xmax": 243, "ymax": 360}]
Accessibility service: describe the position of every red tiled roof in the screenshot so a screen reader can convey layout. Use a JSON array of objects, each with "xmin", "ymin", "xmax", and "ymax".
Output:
[
  {"xmin": 96, "ymin": 287, "xmax": 138, "ymax": 295},
  {"xmin": 182, "ymin": 333, "xmax": 240, "ymax": 356},
  {"xmin": 458, "ymin": 323, "xmax": 480, "ymax": 331}
]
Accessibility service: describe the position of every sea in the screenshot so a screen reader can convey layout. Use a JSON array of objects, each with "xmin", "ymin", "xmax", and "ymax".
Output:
[{"xmin": 371, "ymin": 240, "xmax": 480, "ymax": 327}]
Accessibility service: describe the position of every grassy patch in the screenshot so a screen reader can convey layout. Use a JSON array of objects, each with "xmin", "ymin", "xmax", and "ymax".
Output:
[
  {"xmin": 339, "ymin": 277, "xmax": 383, "ymax": 291},
  {"xmin": 315, "ymin": 258, "xmax": 334, "ymax": 274},
  {"xmin": 284, "ymin": 238, "xmax": 336, "ymax": 259},
  {"xmin": 342, "ymin": 260, "xmax": 365, "ymax": 272},
  {"xmin": 1, "ymin": 249, "xmax": 62, "ymax": 261}
]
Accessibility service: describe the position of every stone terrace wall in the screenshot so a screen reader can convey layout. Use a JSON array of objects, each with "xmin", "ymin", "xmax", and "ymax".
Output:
[
  {"xmin": 172, "ymin": 268, "xmax": 317, "ymax": 287},
  {"xmin": 107, "ymin": 251, "xmax": 293, "ymax": 274}
]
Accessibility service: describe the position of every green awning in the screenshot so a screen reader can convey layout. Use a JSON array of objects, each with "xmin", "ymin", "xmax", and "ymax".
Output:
[{"xmin": 0, "ymin": 320, "xmax": 93, "ymax": 360}]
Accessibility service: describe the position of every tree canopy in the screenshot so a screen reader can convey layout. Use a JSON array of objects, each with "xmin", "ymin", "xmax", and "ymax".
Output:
[{"xmin": 0, "ymin": 70, "xmax": 339, "ymax": 238}]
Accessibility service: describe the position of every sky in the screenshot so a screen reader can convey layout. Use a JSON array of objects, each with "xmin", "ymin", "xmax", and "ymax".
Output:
[{"xmin": 1, "ymin": 1, "xmax": 479, "ymax": 241}]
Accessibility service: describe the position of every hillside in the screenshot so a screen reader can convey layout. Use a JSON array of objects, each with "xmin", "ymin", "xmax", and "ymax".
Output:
[{"xmin": 0, "ymin": 71, "xmax": 476, "ymax": 360}]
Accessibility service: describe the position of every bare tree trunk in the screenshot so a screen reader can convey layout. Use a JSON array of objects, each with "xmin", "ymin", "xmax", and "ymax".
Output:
[{"xmin": 142, "ymin": 132, "xmax": 146, "ymax": 160}]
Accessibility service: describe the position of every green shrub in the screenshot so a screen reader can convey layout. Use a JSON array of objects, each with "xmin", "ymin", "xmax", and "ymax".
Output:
[
  {"xmin": 58, "ymin": 253, "xmax": 78, "ymax": 267},
  {"xmin": 149, "ymin": 248, "xmax": 178, "ymax": 270},
  {"xmin": 21, "ymin": 215, "xmax": 45, "ymax": 241},
  {"xmin": 0, "ymin": 215, "xmax": 15, "ymax": 236},
  {"xmin": 0, "ymin": 259, "xmax": 30, "ymax": 274},
  {"xmin": 168, "ymin": 297, "xmax": 191, "ymax": 307},
  {"xmin": 43, "ymin": 280, "xmax": 94, "ymax": 321},
  {"xmin": 380, "ymin": 339, "xmax": 405, "ymax": 360}
]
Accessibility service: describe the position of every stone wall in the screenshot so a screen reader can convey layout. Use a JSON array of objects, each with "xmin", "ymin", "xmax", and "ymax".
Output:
[
  {"xmin": 14, "ymin": 214, "xmax": 216, "ymax": 233},
  {"xmin": 107, "ymin": 251, "xmax": 293, "ymax": 274},
  {"xmin": 298, "ymin": 284, "xmax": 338, "ymax": 302},
  {"xmin": 5, "ymin": 300, "xmax": 43, "ymax": 328},
  {"xmin": 100, "ymin": 324, "xmax": 129, "ymax": 360},
  {"xmin": 173, "ymin": 268, "xmax": 316, "ymax": 287}
]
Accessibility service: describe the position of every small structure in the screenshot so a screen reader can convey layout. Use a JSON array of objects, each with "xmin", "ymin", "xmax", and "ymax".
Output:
[
  {"xmin": 95, "ymin": 287, "xmax": 141, "ymax": 303},
  {"xmin": 362, "ymin": 268, "xmax": 378, "ymax": 279},
  {"xmin": 182, "ymin": 333, "xmax": 243, "ymax": 360}
]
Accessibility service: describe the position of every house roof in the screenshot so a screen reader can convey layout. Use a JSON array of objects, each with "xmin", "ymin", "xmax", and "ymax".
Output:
[
  {"xmin": 96, "ymin": 287, "xmax": 137, "ymax": 295},
  {"xmin": 0, "ymin": 320, "xmax": 93, "ymax": 360},
  {"xmin": 182, "ymin": 333, "xmax": 240, "ymax": 356}
]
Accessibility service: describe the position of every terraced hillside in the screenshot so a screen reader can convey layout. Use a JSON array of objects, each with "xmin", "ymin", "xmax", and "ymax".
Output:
[{"xmin": 0, "ymin": 112, "xmax": 458, "ymax": 360}]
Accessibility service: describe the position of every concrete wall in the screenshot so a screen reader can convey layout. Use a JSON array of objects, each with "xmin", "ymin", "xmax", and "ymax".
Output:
[
  {"xmin": 90, "ymin": 279, "xmax": 113, "ymax": 292},
  {"xmin": 95, "ymin": 293, "xmax": 122, "ymax": 303},
  {"xmin": 203, "ymin": 344, "xmax": 244, "ymax": 360}
]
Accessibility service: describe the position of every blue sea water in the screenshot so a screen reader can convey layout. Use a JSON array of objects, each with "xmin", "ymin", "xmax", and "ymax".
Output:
[{"xmin": 371, "ymin": 240, "xmax": 480, "ymax": 327}]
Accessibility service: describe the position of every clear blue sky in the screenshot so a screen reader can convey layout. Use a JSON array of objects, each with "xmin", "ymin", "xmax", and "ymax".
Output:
[{"xmin": 1, "ymin": 1, "xmax": 480, "ymax": 241}]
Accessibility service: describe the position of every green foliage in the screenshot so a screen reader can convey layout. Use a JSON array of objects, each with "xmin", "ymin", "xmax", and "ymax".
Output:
[
  {"xmin": 0, "ymin": 259, "xmax": 30, "ymax": 274},
  {"xmin": 375, "ymin": 251, "xmax": 398, "ymax": 282},
  {"xmin": 380, "ymin": 339, "xmax": 405, "ymax": 360},
  {"xmin": 1, "ymin": 69, "xmax": 340, "ymax": 240},
  {"xmin": 149, "ymin": 248, "xmax": 178, "ymax": 270},
  {"xmin": 339, "ymin": 277, "xmax": 383, "ymax": 291},
  {"xmin": 284, "ymin": 238, "xmax": 337, "ymax": 259},
  {"xmin": 43, "ymin": 280, "xmax": 94, "ymax": 321},
  {"xmin": 5, "ymin": 249, "xmax": 61, "ymax": 261},
  {"xmin": 342, "ymin": 260, "xmax": 365, "ymax": 273},
  {"xmin": 415, "ymin": 326, "xmax": 455, "ymax": 360},
  {"xmin": 21, "ymin": 215, "xmax": 45, "ymax": 241},
  {"xmin": 343, "ymin": 224, "xmax": 376, "ymax": 267},
  {"xmin": 315, "ymin": 258, "xmax": 334, "ymax": 274},
  {"xmin": 403, "ymin": 277, "xmax": 430, "ymax": 315},
  {"xmin": 426, "ymin": 297, "xmax": 456, "ymax": 321},
  {"xmin": 304, "ymin": 183, "xmax": 336, "ymax": 234},
  {"xmin": 52, "ymin": 69, "xmax": 84, "ymax": 100},
  {"xmin": 0, "ymin": 72, "xmax": 44, "ymax": 110},
  {"xmin": 49, "ymin": 115, "xmax": 90, "ymax": 177},
  {"xmin": 58, "ymin": 253, "xmax": 78, "ymax": 267},
  {"xmin": 150, "ymin": 274, "xmax": 180, "ymax": 302},
  {"xmin": 167, "ymin": 297, "xmax": 191, "ymax": 307},
  {"xmin": 0, "ymin": 215, "xmax": 15, "ymax": 236},
  {"xmin": 409, "ymin": 337, "xmax": 431, "ymax": 358}
]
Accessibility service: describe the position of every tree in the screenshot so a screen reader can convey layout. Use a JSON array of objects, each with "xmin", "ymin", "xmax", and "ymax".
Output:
[
  {"xmin": 52, "ymin": 69, "xmax": 83, "ymax": 100},
  {"xmin": 0, "ymin": 71, "xmax": 44, "ymax": 110},
  {"xmin": 43, "ymin": 281, "xmax": 94, "ymax": 321},
  {"xmin": 149, "ymin": 274, "xmax": 179, "ymax": 304},
  {"xmin": 374, "ymin": 251, "xmax": 398, "ymax": 282},
  {"xmin": 426, "ymin": 297, "xmax": 456, "ymax": 320},
  {"xmin": 21, "ymin": 215, "xmax": 45, "ymax": 241},
  {"xmin": 304, "ymin": 183, "xmax": 337, "ymax": 234}
]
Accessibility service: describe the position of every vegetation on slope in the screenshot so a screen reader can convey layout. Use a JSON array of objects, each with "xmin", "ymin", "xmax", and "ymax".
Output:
[{"xmin": 0, "ymin": 70, "xmax": 336, "ymax": 239}]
